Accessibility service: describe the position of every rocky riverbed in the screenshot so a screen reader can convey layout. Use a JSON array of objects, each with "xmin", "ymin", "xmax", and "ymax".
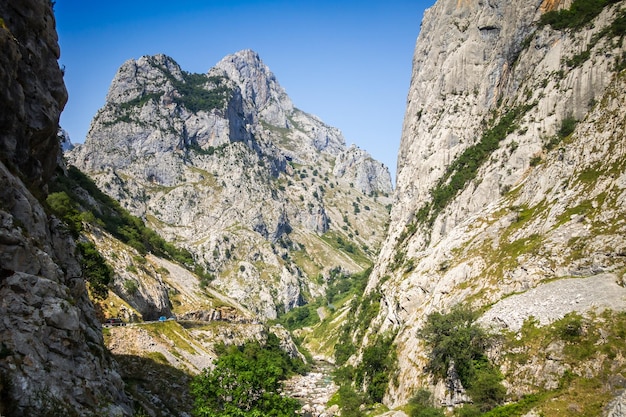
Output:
[{"xmin": 283, "ymin": 361, "xmax": 339, "ymax": 416}]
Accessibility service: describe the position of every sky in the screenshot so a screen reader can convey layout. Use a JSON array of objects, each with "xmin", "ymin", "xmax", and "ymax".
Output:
[{"xmin": 55, "ymin": 0, "xmax": 435, "ymax": 181}]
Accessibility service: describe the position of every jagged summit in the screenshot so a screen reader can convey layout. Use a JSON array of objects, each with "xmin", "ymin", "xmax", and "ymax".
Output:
[
  {"xmin": 68, "ymin": 49, "xmax": 393, "ymax": 319},
  {"xmin": 212, "ymin": 49, "xmax": 295, "ymax": 126}
]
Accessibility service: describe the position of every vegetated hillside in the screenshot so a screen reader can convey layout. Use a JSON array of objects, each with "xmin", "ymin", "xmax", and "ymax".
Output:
[
  {"xmin": 48, "ymin": 148, "xmax": 313, "ymax": 416},
  {"xmin": 68, "ymin": 50, "xmax": 393, "ymax": 320},
  {"xmin": 335, "ymin": 0, "xmax": 626, "ymax": 415}
]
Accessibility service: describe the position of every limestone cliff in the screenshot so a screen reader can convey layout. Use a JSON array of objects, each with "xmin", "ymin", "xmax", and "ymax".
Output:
[
  {"xmin": 68, "ymin": 50, "xmax": 393, "ymax": 319},
  {"xmin": 365, "ymin": 0, "xmax": 626, "ymax": 412},
  {"xmin": 0, "ymin": 1, "xmax": 131, "ymax": 415}
]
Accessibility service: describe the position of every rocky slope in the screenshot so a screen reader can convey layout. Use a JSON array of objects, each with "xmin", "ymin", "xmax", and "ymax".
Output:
[
  {"xmin": 68, "ymin": 50, "xmax": 393, "ymax": 319},
  {"xmin": 362, "ymin": 0, "xmax": 626, "ymax": 412},
  {"xmin": 0, "ymin": 1, "xmax": 131, "ymax": 415}
]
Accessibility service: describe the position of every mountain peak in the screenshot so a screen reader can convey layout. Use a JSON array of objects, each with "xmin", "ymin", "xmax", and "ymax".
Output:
[{"xmin": 213, "ymin": 49, "xmax": 294, "ymax": 126}]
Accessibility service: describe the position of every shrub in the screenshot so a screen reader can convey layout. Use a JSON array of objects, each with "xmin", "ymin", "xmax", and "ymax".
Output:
[
  {"xmin": 356, "ymin": 334, "xmax": 396, "ymax": 403},
  {"xmin": 123, "ymin": 279, "xmax": 139, "ymax": 295},
  {"xmin": 78, "ymin": 241, "xmax": 112, "ymax": 300},
  {"xmin": 418, "ymin": 306, "xmax": 505, "ymax": 411},
  {"xmin": 539, "ymin": 0, "xmax": 621, "ymax": 30},
  {"xmin": 558, "ymin": 116, "xmax": 577, "ymax": 138},
  {"xmin": 529, "ymin": 155, "xmax": 542, "ymax": 166},
  {"xmin": 417, "ymin": 105, "xmax": 531, "ymax": 226},
  {"xmin": 46, "ymin": 191, "xmax": 82, "ymax": 236},
  {"xmin": 190, "ymin": 334, "xmax": 304, "ymax": 416},
  {"xmin": 408, "ymin": 389, "xmax": 445, "ymax": 417}
]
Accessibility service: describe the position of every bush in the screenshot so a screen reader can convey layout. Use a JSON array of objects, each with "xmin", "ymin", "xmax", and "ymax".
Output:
[
  {"xmin": 408, "ymin": 389, "xmax": 445, "ymax": 417},
  {"xmin": 330, "ymin": 385, "xmax": 364, "ymax": 417},
  {"xmin": 539, "ymin": 0, "xmax": 620, "ymax": 30},
  {"xmin": 46, "ymin": 191, "xmax": 82, "ymax": 236},
  {"xmin": 419, "ymin": 306, "xmax": 505, "ymax": 411},
  {"xmin": 123, "ymin": 279, "xmax": 139, "ymax": 295},
  {"xmin": 356, "ymin": 335, "xmax": 396, "ymax": 403},
  {"xmin": 558, "ymin": 116, "xmax": 577, "ymax": 139},
  {"xmin": 78, "ymin": 241, "xmax": 112, "ymax": 300},
  {"xmin": 418, "ymin": 105, "xmax": 531, "ymax": 226},
  {"xmin": 172, "ymin": 73, "xmax": 231, "ymax": 113},
  {"xmin": 190, "ymin": 334, "xmax": 304, "ymax": 416}
]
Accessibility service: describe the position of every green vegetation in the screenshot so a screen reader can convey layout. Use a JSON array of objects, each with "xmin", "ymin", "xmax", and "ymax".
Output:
[
  {"xmin": 355, "ymin": 334, "xmax": 397, "ymax": 403},
  {"xmin": 539, "ymin": 0, "xmax": 621, "ymax": 30},
  {"xmin": 419, "ymin": 306, "xmax": 505, "ymax": 412},
  {"xmin": 188, "ymin": 142, "xmax": 228, "ymax": 156},
  {"xmin": 492, "ymin": 310, "xmax": 626, "ymax": 416},
  {"xmin": 320, "ymin": 231, "xmax": 371, "ymax": 266},
  {"xmin": 334, "ymin": 286, "xmax": 381, "ymax": 366},
  {"xmin": 77, "ymin": 241, "xmax": 113, "ymax": 300},
  {"xmin": 52, "ymin": 165, "xmax": 195, "ymax": 265},
  {"xmin": 332, "ymin": 331, "xmax": 397, "ymax": 413},
  {"xmin": 123, "ymin": 279, "xmax": 139, "ymax": 295},
  {"xmin": 190, "ymin": 333, "xmax": 305, "ymax": 416},
  {"xmin": 276, "ymin": 267, "xmax": 370, "ymax": 331},
  {"xmin": 48, "ymin": 165, "xmax": 220, "ymax": 296},
  {"xmin": 327, "ymin": 273, "xmax": 398, "ymax": 413},
  {"xmin": 173, "ymin": 73, "xmax": 231, "ymax": 113},
  {"xmin": 415, "ymin": 105, "xmax": 532, "ymax": 227},
  {"xmin": 407, "ymin": 389, "xmax": 445, "ymax": 417},
  {"xmin": 119, "ymin": 92, "xmax": 163, "ymax": 111},
  {"xmin": 46, "ymin": 191, "xmax": 84, "ymax": 237}
]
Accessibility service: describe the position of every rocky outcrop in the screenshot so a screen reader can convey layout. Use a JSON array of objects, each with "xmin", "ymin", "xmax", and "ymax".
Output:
[
  {"xmin": 68, "ymin": 50, "xmax": 393, "ymax": 319},
  {"xmin": 365, "ymin": 0, "xmax": 626, "ymax": 410},
  {"xmin": 0, "ymin": 0, "xmax": 67, "ymax": 196},
  {"xmin": 0, "ymin": 1, "xmax": 131, "ymax": 415},
  {"xmin": 58, "ymin": 128, "xmax": 74, "ymax": 152}
]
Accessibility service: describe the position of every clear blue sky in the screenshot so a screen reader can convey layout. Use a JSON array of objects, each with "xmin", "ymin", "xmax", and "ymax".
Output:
[{"xmin": 55, "ymin": 0, "xmax": 434, "ymax": 180}]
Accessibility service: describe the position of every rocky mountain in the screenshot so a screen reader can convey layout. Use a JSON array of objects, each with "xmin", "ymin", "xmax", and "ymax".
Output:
[
  {"xmin": 58, "ymin": 128, "xmax": 74, "ymax": 152},
  {"xmin": 0, "ymin": 1, "xmax": 132, "ymax": 415},
  {"xmin": 68, "ymin": 50, "xmax": 393, "ymax": 320},
  {"xmin": 355, "ymin": 0, "xmax": 626, "ymax": 413}
]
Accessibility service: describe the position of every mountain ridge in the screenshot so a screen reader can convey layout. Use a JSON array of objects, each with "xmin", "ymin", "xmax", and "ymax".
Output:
[{"xmin": 68, "ymin": 49, "xmax": 393, "ymax": 319}]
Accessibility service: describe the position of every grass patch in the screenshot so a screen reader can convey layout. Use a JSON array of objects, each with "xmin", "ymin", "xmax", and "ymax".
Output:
[
  {"xmin": 500, "ymin": 311, "xmax": 626, "ymax": 416},
  {"xmin": 539, "ymin": 0, "xmax": 621, "ymax": 30},
  {"xmin": 143, "ymin": 321, "xmax": 197, "ymax": 355},
  {"xmin": 320, "ymin": 231, "xmax": 372, "ymax": 267}
]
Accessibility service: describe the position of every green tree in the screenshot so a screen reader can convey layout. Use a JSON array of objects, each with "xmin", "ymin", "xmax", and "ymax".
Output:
[
  {"xmin": 190, "ymin": 335, "xmax": 302, "ymax": 416},
  {"xmin": 77, "ymin": 241, "xmax": 112, "ymax": 300},
  {"xmin": 418, "ymin": 306, "xmax": 505, "ymax": 411},
  {"xmin": 46, "ymin": 191, "xmax": 82, "ymax": 236}
]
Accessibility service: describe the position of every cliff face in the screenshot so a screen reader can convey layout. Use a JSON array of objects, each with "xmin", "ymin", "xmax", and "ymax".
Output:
[
  {"xmin": 0, "ymin": 2, "xmax": 131, "ymax": 416},
  {"xmin": 69, "ymin": 50, "xmax": 393, "ymax": 319},
  {"xmin": 368, "ymin": 0, "xmax": 626, "ymax": 409},
  {"xmin": 0, "ymin": 0, "xmax": 67, "ymax": 194}
]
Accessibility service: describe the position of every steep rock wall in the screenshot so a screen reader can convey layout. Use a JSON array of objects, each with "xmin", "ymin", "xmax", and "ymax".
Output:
[
  {"xmin": 0, "ymin": 2, "xmax": 131, "ymax": 415},
  {"xmin": 368, "ymin": 0, "xmax": 626, "ymax": 408}
]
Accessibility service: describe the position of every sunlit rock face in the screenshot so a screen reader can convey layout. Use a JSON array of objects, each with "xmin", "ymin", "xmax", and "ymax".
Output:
[
  {"xmin": 365, "ymin": 0, "xmax": 626, "ymax": 408},
  {"xmin": 68, "ymin": 49, "xmax": 393, "ymax": 319}
]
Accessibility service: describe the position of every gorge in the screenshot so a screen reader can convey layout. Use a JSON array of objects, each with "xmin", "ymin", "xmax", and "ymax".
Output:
[{"xmin": 2, "ymin": 0, "xmax": 626, "ymax": 416}]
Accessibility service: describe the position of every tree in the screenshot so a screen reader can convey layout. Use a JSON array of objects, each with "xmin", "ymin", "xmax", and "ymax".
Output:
[
  {"xmin": 190, "ymin": 336, "xmax": 302, "ymax": 417},
  {"xmin": 418, "ymin": 306, "xmax": 505, "ymax": 411},
  {"xmin": 77, "ymin": 242, "xmax": 112, "ymax": 300}
]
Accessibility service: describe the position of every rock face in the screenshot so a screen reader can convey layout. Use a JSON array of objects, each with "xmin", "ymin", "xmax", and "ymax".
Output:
[
  {"xmin": 0, "ymin": 1, "xmax": 131, "ymax": 416},
  {"xmin": 68, "ymin": 50, "xmax": 393, "ymax": 319},
  {"xmin": 365, "ymin": 0, "xmax": 626, "ymax": 409}
]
